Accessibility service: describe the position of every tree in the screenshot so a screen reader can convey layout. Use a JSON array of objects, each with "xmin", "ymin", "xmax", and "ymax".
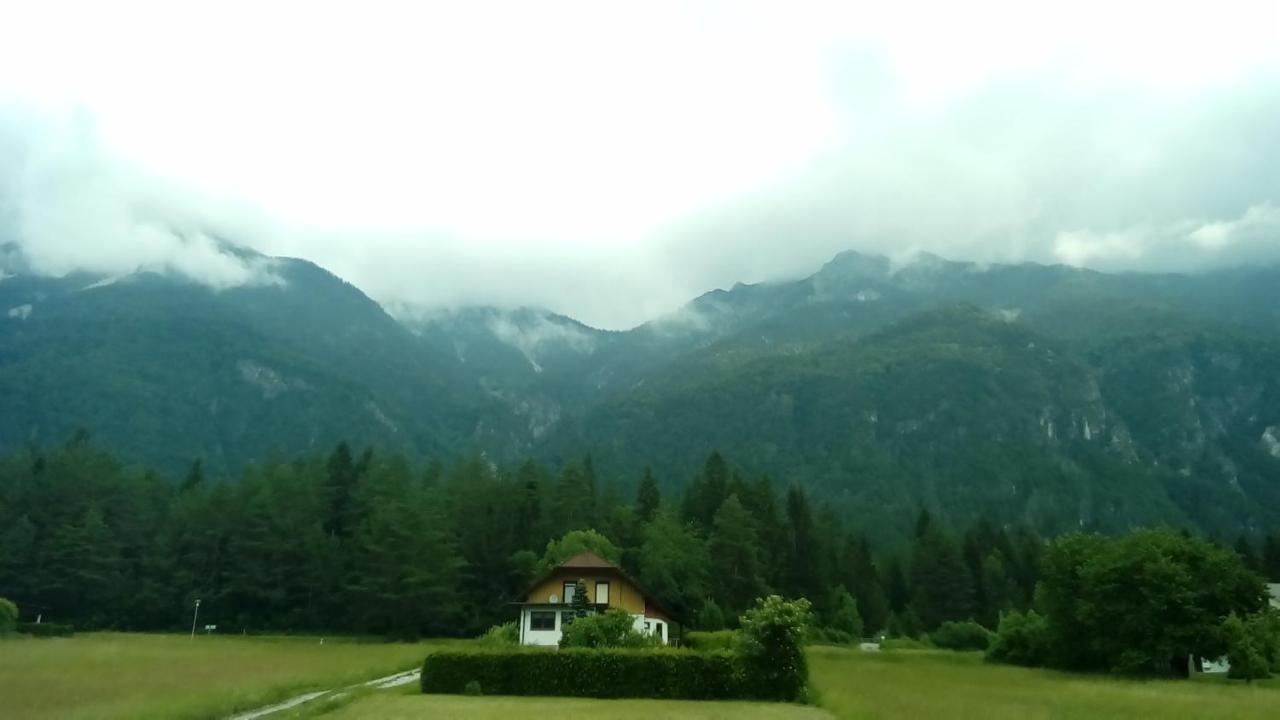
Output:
[
  {"xmin": 1263, "ymin": 532, "xmax": 1280, "ymax": 582},
  {"xmin": 1037, "ymin": 528, "xmax": 1267, "ymax": 674},
  {"xmin": 0, "ymin": 596, "xmax": 17, "ymax": 632},
  {"xmin": 682, "ymin": 451, "xmax": 730, "ymax": 530},
  {"xmin": 346, "ymin": 457, "xmax": 463, "ymax": 639},
  {"xmin": 828, "ymin": 588, "xmax": 864, "ymax": 640},
  {"xmin": 737, "ymin": 595, "xmax": 813, "ymax": 701},
  {"xmin": 697, "ymin": 598, "xmax": 726, "ymax": 631},
  {"xmin": 569, "ymin": 578, "xmax": 593, "ymax": 618},
  {"xmin": 538, "ymin": 529, "xmax": 621, "ymax": 574},
  {"xmin": 559, "ymin": 608, "xmax": 654, "ymax": 648},
  {"xmin": 783, "ymin": 485, "xmax": 824, "ymax": 604},
  {"xmin": 709, "ymin": 495, "xmax": 767, "ymax": 617},
  {"xmin": 637, "ymin": 509, "xmax": 710, "ymax": 622},
  {"xmin": 1222, "ymin": 612, "xmax": 1276, "ymax": 682},
  {"xmin": 636, "ymin": 467, "xmax": 661, "ymax": 523},
  {"xmin": 909, "ymin": 522, "xmax": 974, "ymax": 630}
]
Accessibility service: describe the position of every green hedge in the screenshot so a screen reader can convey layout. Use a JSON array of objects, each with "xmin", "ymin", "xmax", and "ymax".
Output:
[
  {"xmin": 16, "ymin": 622, "xmax": 74, "ymax": 637},
  {"xmin": 421, "ymin": 648, "xmax": 746, "ymax": 700},
  {"xmin": 684, "ymin": 630, "xmax": 739, "ymax": 652}
]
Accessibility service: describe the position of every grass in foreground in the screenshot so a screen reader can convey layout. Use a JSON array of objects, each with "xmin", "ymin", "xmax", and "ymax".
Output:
[
  {"xmin": 809, "ymin": 646, "xmax": 1280, "ymax": 720},
  {"xmin": 0, "ymin": 632, "xmax": 450, "ymax": 720},
  {"xmin": 315, "ymin": 692, "xmax": 831, "ymax": 720}
]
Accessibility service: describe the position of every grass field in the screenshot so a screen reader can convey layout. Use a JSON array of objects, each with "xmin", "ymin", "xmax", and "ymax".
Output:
[
  {"xmin": 808, "ymin": 646, "xmax": 1280, "ymax": 720},
  {"xmin": 6, "ymin": 635, "xmax": 1280, "ymax": 719},
  {"xmin": 0, "ymin": 632, "xmax": 448, "ymax": 720},
  {"xmin": 312, "ymin": 691, "xmax": 831, "ymax": 720}
]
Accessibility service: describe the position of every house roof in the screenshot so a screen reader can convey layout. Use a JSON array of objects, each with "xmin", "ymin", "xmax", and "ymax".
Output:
[
  {"xmin": 518, "ymin": 550, "xmax": 678, "ymax": 622},
  {"xmin": 557, "ymin": 551, "xmax": 616, "ymax": 569}
]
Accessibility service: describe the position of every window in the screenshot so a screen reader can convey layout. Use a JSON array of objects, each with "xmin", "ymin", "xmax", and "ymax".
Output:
[
  {"xmin": 595, "ymin": 581, "xmax": 610, "ymax": 605},
  {"xmin": 644, "ymin": 621, "xmax": 651, "ymax": 632},
  {"xmin": 655, "ymin": 621, "xmax": 665, "ymax": 640},
  {"xmin": 563, "ymin": 581, "xmax": 576, "ymax": 603},
  {"xmin": 530, "ymin": 611, "xmax": 555, "ymax": 631}
]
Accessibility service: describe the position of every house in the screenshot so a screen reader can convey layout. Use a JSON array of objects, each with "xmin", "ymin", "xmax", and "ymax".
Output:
[
  {"xmin": 515, "ymin": 551, "xmax": 676, "ymax": 646},
  {"xmin": 1270, "ymin": 583, "xmax": 1280, "ymax": 610}
]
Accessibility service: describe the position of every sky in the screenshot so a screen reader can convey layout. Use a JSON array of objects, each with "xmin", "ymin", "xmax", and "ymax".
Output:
[{"xmin": 1, "ymin": 1, "xmax": 1278, "ymax": 329}]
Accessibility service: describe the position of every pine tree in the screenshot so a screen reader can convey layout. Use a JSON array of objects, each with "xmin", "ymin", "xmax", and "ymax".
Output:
[
  {"xmin": 636, "ymin": 467, "xmax": 661, "ymax": 522},
  {"xmin": 682, "ymin": 451, "xmax": 730, "ymax": 530},
  {"xmin": 570, "ymin": 578, "xmax": 593, "ymax": 618},
  {"xmin": 909, "ymin": 522, "xmax": 976, "ymax": 630},
  {"xmin": 709, "ymin": 494, "xmax": 767, "ymax": 617},
  {"xmin": 1264, "ymin": 532, "xmax": 1280, "ymax": 582},
  {"xmin": 784, "ymin": 485, "xmax": 824, "ymax": 604}
]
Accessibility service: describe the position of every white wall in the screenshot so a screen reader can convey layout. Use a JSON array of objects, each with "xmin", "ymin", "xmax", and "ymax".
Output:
[
  {"xmin": 520, "ymin": 607, "xmax": 670, "ymax": 646},
  {"xmin": 520, "ymin": 607, "xmax": 562, "ymax": 646}
]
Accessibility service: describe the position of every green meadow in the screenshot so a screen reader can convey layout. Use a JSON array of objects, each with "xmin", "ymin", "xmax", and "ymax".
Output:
[
  {"xmin": 0, "ymin": 633, "xmax": 448, "ymax": 720},
  {"xmin": 4, "ymin": 635, "xmax": 1280, "ymax": 719}
]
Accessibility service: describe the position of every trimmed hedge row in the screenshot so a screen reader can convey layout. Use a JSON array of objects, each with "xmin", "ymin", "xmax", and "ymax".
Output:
[
  {"xmin": 684, "ymin": 630, "xmax": 739, "ymax": 652},
  {"xmin": 16, "ymin": 622, "xmax": 74, "ymax": 637},
  {"xmin": 421, "ymin": 648, "xmax": 746, "ymax": 700}
]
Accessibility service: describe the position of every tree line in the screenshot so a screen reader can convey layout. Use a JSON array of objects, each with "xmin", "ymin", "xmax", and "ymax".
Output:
[{"xmin": 2, "ymin": 435, "xmax": 1278, "ymax": 641}]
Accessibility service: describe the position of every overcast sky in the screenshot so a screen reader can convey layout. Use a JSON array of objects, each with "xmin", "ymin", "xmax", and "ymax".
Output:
[{"xmin": 1, "ymin": 1, "xmax": 1278, "ymax": 328}]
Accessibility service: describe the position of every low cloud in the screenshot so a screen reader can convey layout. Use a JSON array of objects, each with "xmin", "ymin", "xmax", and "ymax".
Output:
[
  {"xmin": 0, "ymin": 106, "xmax": 279, "ymax": 289},
  {"xmin": 1054, "ymin": 203, "xmax": 1280, "ymax": 272}
]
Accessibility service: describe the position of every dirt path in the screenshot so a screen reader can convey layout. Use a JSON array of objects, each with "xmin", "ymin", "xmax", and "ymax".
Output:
[{"xmin": 228, "ymin": 669, "xmax": 420, "ymax": 719}]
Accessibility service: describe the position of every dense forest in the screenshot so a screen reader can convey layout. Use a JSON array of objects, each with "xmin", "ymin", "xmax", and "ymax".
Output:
[
  {"xmin": 3, "ymin": 435, "xmax": 1278, "ymax": 640},
  {"xmin": 5, "ymin": 250, "xmax": 1280, "ymax": 552}
]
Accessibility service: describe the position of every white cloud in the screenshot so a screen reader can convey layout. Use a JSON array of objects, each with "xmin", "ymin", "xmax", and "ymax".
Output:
[{"xmin": 0, "ymin": 1, "xmax": 1277, "ymax": 326}]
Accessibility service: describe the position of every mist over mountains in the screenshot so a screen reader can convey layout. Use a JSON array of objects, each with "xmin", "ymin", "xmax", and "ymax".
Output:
[{"xmin": 2, "ymin": 242, "xmax": 1278, "ymax": 543}]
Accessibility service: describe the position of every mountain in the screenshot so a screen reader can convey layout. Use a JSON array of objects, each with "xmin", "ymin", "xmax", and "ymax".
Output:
[
  {"xmin": 3, "ymin": 243, "xmax": 1278, "ymax": 543},
  {"xmin": 0, "ymin": 248, "xmax": 483, "ymax": 475}
]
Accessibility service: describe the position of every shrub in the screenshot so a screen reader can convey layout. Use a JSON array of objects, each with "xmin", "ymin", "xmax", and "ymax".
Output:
[
  {"xmin": 886, "ymin": 609, "xmax": 924, "ymax": 639},
  {"xmin": 0, "ymin": 597, "xmax": 16, "ymax": 634},
  {"xmin": 737, "ymin": 595, "xmax": 812, "ymax": 702},
  {"xmin": 930, "ymin": 620, "xmax": 993, "ymax": 651},
  {"xmin": 880, "ymin": 636, "xmax": 933, "ymax": 650},
  {"xmin": 15, "ymin": 622, "xmax": 74, "ymax": 637},
  {"xmin": 986, "ymin": 610, "xmax": 1050, "ymax": 667},
  {"xmin": 827, "ymin": 589, "xmax": 863, "ymax": 641},
  {"xmin": 559, "ymin": 609, "xmax": 657, "ymax": 649},
  {"xmin": 808, "ymin": 627, "xmax": 857, "ymax": 646},
  {"xmin": 697, "ymin": 598, "xmax": 726, "ymax": 631},
  {"xmin": 1223, "ymin": 611, "xmax": 1280, "ymax": 682},
  {"xmin": 463, "ymin": 680, "xmax": 483, "ymax": 696},
  {"xmin": 477, "ymin": 621, "xmax": 518, "ymax": 646},
  {"xmin": 685, "ymin": 630, "xmax": 739, "ymax": 651},
  {"xmin": 421, "ymin": 648, "xmax": 745, "ymax": 700}
]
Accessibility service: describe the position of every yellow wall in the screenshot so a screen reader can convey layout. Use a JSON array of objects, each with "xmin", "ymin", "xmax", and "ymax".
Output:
[{"xmin": 527, "ymin": 571, "xmax": 645, "ymax": 615}]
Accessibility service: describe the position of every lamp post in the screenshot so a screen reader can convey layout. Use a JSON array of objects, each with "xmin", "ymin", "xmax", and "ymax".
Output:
[{"xmin": 190, "ymin": 598, "xmax": 201, "ymax": 639}]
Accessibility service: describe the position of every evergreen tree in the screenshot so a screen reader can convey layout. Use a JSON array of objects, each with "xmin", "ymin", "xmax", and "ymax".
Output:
[
  {"xmin": 1264, "ymin": 532, "xmax": 1280, "ymax": 581},
  {"xmin": 783, "ymin": 485, "xmax": 824, "ymax": 604},
  {"xmin": 636, "ymin": 467, "xmax": 661, "ymax": 523},
  {"xmin": 909, "ymin": 522, "xmax": 975, "ymax": 630},
  {"xmin": 709, "ymin": 494, "xmax": 767, "ymax": 617},
  {"xmin": 570, "ymin": 578, "xmax": 593, "ymax": 618},
  {"xmin": 682, "ymin": 451, "xmax": 730, "ymax": 530}
]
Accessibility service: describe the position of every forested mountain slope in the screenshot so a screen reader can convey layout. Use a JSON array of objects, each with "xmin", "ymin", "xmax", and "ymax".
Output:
[{"xmin": 3, "ymin": 242, "xmax": 1278, "ymax": 543}]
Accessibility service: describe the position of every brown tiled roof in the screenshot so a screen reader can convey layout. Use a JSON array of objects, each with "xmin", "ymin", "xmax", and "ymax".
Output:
[
  {"xmin": 557, "ymin": 551, "xmax": 616, "ymax": 569},
  {"xmin": 516, "ymin": 550, "xmax": 679, "ymax": 622}
]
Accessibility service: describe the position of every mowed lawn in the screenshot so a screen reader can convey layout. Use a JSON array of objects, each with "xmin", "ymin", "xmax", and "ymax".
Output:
[
  {"xmin": 809, "ymin": 646, "xmax": 1280, "ymax": 720},
  {"xmin": 0, "ymin": 632, "xmax": 450, "ymax": 720},
  {"xmin": 314, "ymin": 691, "xmax": 831, "ymax": 720}
]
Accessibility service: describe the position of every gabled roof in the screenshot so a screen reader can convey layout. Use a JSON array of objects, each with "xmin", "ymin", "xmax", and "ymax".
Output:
[
  {"xmin": 519, "ymin": 550, "xmax": 678, "ymax": 621},
  {"xmin": 558, "ymin": 551, "xmax": 616, "ymax": 569}
]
